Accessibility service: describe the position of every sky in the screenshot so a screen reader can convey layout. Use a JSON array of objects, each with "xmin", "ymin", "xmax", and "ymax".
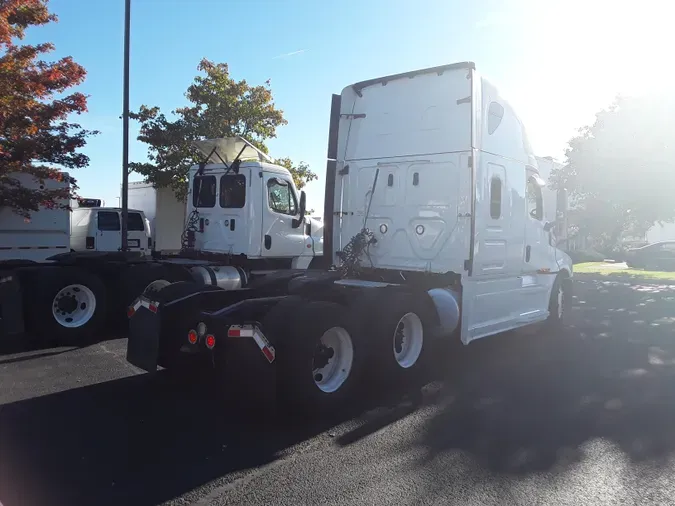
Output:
[{"xmin": 21, "ymin": 0, "xmax": 675, "ymax": 214}]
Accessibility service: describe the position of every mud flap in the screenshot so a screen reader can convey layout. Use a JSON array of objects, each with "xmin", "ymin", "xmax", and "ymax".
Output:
[
  {"xmin": 217, "ymin": 327, "xmax": 278, "ymax": 411},
  {"xmin": 0, "ymin": 271, "xmax": 24, "ymax": 337},
  {"xmin": 126, "ymin": 296, "xmax": 161, "ymax": 372}
]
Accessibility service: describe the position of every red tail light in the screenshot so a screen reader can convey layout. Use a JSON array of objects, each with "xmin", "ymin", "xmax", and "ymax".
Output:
[
  {"xmin": 187, "ymin": 329, "xmax": 198, "ymax": 344},
  {"xmin": 205, "ymin": 334, "xmax": 216, "ymax": 349},
  {"xmin": 127, "ymin": 306, "xmax": 135, "ymax": 318},
  {"xmin": 86, "ymin": 236, "xmax": 95, "ymax": 249}
]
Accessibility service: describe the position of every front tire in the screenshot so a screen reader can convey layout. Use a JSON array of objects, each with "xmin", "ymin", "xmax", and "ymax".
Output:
[
  {"xmin": 30, "ymin": 267, "xmax": 107, "ymax": 345},
  {"xmin": 546, "ymin": 273, "xmax": 570, "ymax": 331}
]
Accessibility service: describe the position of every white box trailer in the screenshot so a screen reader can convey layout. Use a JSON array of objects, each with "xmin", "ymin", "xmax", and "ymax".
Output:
[
  {"xmin": 0, "ymin": 172, "xmax": 70, "ymax": 262},
  {"xmin": 126, "ymin": 182, "xmax": 186, "ymax": 254}
]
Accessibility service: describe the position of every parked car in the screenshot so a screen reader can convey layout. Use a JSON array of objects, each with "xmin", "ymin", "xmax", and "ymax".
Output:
[{"xmin": 625, "ymin": 241, "xmax": 675, "ymax": 270}]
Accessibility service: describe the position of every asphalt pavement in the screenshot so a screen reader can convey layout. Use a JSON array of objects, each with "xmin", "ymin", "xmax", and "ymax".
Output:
[{"xmin": 2, "ymin": 273, "xmax": 675, "ymax": 505}]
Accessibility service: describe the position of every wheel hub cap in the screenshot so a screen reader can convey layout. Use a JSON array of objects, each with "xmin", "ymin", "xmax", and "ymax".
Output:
[
  {"xmin": 392, "ymin": 312, "xmax": 424, "ymax": 369},
  {"xmin": 311, "ymin": 326, "xmax": 354, "ymax": 393},
  {"xmin": 51, "ymin": 284, "xmax": 96, "ymax": 328},
  {"xmin": 394, "ymin": 323, "xmax": 405, "ymax": 354},
  {"xmin": 313, "ymin": 344, "xmax": 335, "ymax": 371},
  {"xmin": 56, "ymin": 293, "xmax": 79, "ymax": 314}
]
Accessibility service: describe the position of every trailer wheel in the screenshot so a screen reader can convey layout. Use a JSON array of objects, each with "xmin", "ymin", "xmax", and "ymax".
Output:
[
  {"xmin": 31, "ymin": 267, "xmax": 107, "ymax": 344},
  {"xmin": 272, "ymin": 299, "xmax": 365, "ymax": 415},
  {"xmin": 369, "ymin": 292, "xmax": 435, "ymax": 384}
]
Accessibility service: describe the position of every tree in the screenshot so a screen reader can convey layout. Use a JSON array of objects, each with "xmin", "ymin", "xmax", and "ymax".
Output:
[
  {"xmin": 275, "ymin": 157, "xmax": 317, "ymax": 191},
  {"xmin": 1, "ymin": 0, "xmax": 96, "ymax": 216},
  {"xmin": 551, "ymin": 94, "xmax": 675, "ymax": 251},
  {"xmin": 130, "ymin": 59, "xmax": 316, "ymax": 199}
]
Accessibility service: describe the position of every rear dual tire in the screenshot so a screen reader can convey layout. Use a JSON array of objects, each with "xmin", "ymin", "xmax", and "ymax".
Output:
[
  {"xmin": 266, "ymin": 292, "xmax": 436, "ymax": 417},
  {"xmin": 366, "ymin": 292, "xmax": 436, "ymax": 387},
  {"xmin": 265, "ymin": 298, "xmax": 365, "ymax": 417}
]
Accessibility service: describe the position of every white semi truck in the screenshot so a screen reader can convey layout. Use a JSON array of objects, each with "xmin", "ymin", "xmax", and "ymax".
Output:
[
  {"xmin": 0, "ymin": 137, "xmax": 323, "ymax": 343},
  {"xmin": 126, "ymin": 62, "xmax": 573, "ymax": 414}
]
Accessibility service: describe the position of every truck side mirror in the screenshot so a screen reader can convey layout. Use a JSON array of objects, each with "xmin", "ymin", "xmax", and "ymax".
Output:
[{"xmin": 292, "ymin": 191, "xmax": 307, "ymax": 229}]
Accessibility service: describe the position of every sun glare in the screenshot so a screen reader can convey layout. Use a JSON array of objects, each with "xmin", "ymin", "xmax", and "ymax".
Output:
[{"xmin": 502, "ymin": 0, "xmax": 673, "ymax": 157}]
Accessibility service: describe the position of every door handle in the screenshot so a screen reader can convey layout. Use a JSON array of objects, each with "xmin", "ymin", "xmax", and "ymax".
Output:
[{"xmin": 525, "ymin": 245, "xmax": 531, "ymax": 262}]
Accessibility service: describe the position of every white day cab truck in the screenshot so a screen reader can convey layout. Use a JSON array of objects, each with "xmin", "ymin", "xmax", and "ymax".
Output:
[
  {"xmin": 126, "ymin": 62, "xmax": 574, "ymax": 415},
  {"xmin": 0, "ymin": 137, "xmax": 323, "ymax": 344}
]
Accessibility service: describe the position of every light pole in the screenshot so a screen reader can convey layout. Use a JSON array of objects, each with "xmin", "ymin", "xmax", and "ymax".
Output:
[{"xmin": 121, "ymin": 0, "xmax": 131, "ymax": 252}]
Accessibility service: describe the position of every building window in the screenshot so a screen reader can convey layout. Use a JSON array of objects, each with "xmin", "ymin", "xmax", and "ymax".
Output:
[
  {"xmin": 267, "ymin": 178, "xmax": 297, "ymax": 215},
  {"xmin": 526, "ymin": 177, "xmax": 543, "ymax": 221},
  {"xmin": 220, "ymin": 174, "xmax": 246, "ymax": 209},
  {"xmin": 192, "ymin": 175, "xmax": 217, "ymax": 208},
  {"xmin": 487, "ymin": 101, "xmax": 504, "ymax": 135},
  {"xmin": 490, "ymin": 176, "xmax": 502, "ymax": 219}
]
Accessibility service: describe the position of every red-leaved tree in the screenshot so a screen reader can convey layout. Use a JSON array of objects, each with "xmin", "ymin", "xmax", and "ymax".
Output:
[{"xmin": 0, "ymin": 0, "xmax": 97, "ymax": 216}]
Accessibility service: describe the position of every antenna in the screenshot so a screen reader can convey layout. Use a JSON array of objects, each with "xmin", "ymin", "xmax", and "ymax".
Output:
[{"xmin": 363, "ymin": 168, "xmax": 380, "ymax": 229}]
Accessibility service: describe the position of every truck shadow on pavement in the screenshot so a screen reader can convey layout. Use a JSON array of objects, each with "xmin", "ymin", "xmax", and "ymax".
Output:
[
  {"xmin": 3, "ymin": 273, "xmax": 675, "ymax": 505},
  {"xmin": 0, "ymin": 366, "xmax": 384, "ymax": 506},
  {"xmin": 410, "ymin": 273, "xmax": 675, "ymax": 475}
]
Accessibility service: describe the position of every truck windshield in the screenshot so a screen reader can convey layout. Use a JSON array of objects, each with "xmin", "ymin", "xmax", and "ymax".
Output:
[{"xmin": 192, "ymin": 175, "xmax": 216, "ymax": 208}]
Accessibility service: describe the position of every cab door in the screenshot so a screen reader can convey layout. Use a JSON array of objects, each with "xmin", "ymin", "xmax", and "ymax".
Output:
[
  {"xmin": 261, "ymin": 173, "xmax": 307, "ymax": 258},
  {"xmin": 520, "ymin": 172, "xmax": 552, "ymax": 316},
  {"xmin": 460, "ymin": 155, "xmax": 526, "ymax": 344}
]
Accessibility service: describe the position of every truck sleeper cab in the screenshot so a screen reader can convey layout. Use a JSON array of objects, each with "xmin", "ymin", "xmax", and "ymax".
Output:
[{"xmin": 126, "ymin": 63, "xmax": 573, "ymax": 415}]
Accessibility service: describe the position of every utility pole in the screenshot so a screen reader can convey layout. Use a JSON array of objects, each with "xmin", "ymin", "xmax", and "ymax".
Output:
[{"xmin": 121, "ymin": 0, "xmax": 131, "ymax": 252}]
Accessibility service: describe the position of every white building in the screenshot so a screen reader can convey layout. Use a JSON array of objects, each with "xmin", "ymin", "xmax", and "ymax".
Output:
[{"xmin": 646, "ymin": 221, "xmax": 675, "ymax": 243}]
